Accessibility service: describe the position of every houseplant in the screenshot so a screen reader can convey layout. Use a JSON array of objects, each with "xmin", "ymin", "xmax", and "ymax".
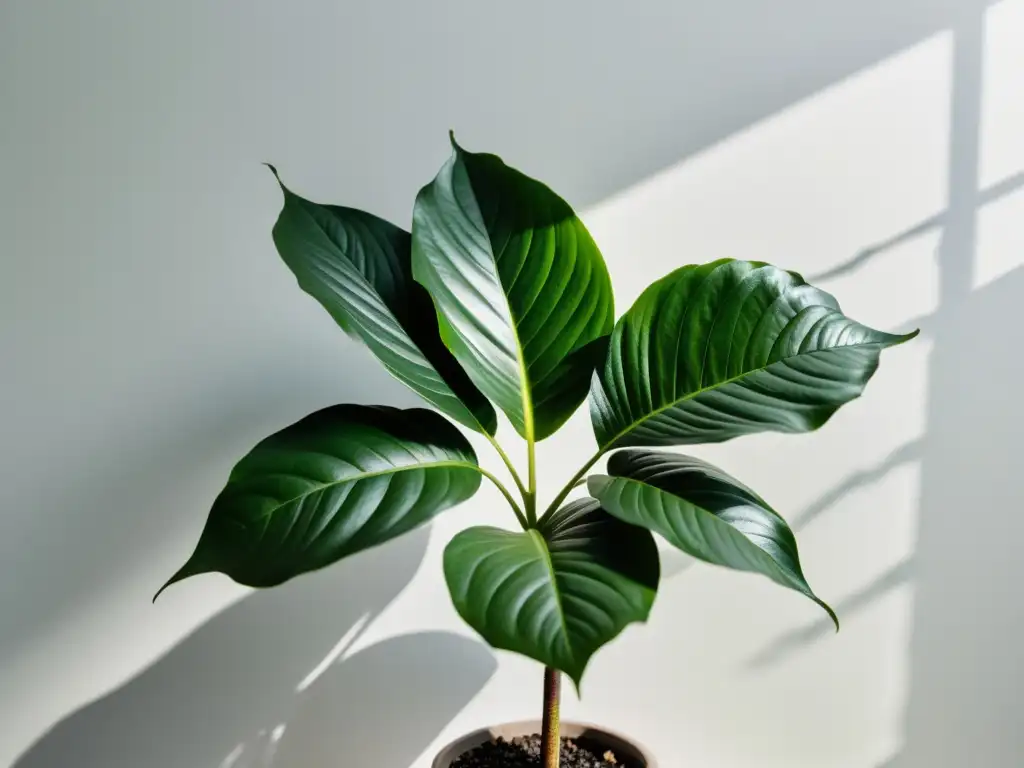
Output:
[{"xmin": 158, "ymin": 135, "xmax": 916, "ymax": 767}]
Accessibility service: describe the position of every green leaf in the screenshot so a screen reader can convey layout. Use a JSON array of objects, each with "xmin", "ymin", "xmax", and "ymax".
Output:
[
  {"xmin": 268, "ymin": 167, "xmax": 496, "ymax": 435},
  {"xmin": 590, "ymin": 259, "xmax": 917, "ymax": 449},
  {"xmin": 443, "ymin": 498, "xmax": 659, "ymax": 687},
  {"xmin": 158, "ymin": 405, "xmax": 482, "ymax": 596},
  {"xmin": 588, "ymin": 449, "xmax": 836, "ymax": 627},
  {"xmin": 411, "ymin": 137, "xmax": 614, "ymax": 441}
]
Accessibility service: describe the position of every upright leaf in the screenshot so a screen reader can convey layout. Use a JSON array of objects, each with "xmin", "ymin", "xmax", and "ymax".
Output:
[
  {"xmin": 443, "ymin": 498, "xmax": 658, "ymax": 687},
  {"xmin": 589, "ymin": 449, "xmax": 836, "ymax": 626},
  {"xmin": 412, "ymin": 138, "xmax": 614, "ymax": 440},
  {"xmin": 590, "ymin": 259, "xmax": 917, "ymax": 449},
  {"xmin": 158, "ymin": 405, "xmax": 482, "ymax": 595},
  {"xmin": 269, "ymin": 167, "xmax": 496, "ymax": 434}
]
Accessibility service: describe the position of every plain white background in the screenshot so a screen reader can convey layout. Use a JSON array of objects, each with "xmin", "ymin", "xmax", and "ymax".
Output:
[{"xmin": 2, "ymin": 1, "xmax": 1022, "ymax": 766}]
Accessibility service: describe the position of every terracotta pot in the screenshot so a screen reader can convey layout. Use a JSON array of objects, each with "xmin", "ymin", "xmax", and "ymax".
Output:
[{"xmin": 432, "ymin": 719, "xmax": 657, "ymax": 767}]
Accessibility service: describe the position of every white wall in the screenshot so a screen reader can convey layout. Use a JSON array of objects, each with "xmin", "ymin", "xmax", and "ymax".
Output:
[{"xmin": 2, "ymin": 1, "xmax": 1021, "ymax": 766}]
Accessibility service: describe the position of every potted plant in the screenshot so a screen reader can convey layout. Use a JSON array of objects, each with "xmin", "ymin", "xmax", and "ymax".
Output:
[{"xmin": 157, "ymin": 135, "xmax": 916, "ymax": 768}]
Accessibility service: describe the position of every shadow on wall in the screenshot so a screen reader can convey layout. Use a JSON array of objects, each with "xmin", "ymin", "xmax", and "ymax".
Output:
[
  {"xmin": 2, "ymin": 1, "xmax": 1015, "ymax": 765},
  {"xmin": 754, "ymin": 266, "xmax": 1024, "ymax": 767},
  {"xmin": 695, "ymin": 273, "xmax": 1024, "ymax": 764},
  {"xmin": 738, "ymin": 277, "xmax": 1024, "ymax": 768},
  {"xmin": 3, "ymin": 316, "xmax": 496, "ymax": 766},
  {"xmin": 724, "ymin": 3, "xmax": 1024, "ymax": 762},
  {"xmin": 884, "ymin": 267, "xmax": 1024, "ymax": 767},
  {"xmin": 625, "ymin": 258, "xmax": 1024, "ymax": 767},
  {"xmin": 0, "ymin": 341, "xmax": 418, "ymax": 661},
  {"xmin": 13, "ymin": 527, "xmax": 497, "ymax": 768}
]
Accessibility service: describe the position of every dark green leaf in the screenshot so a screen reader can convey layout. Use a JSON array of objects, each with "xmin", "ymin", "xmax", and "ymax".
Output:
[
  {"xmin": 269, "ymin": 167, "xmax": 496, "ymax": 435},
  {"xmin": 411, "ymin": 137, "xmax": 614, "ymax": 441},
  {"xmin": 589, "ymin": 449, "xmax": 836, "ymax": 626},
  {"xmin": 590, "ymin": 259, "xmax": 917, "ymax": 449},
  {"xmin": 443, "ymin": 498, "xmax": 659, "ymax": 687},
  {"xmin": 158, "ymin": 405, "xmax": 482, "ymax": 596}
]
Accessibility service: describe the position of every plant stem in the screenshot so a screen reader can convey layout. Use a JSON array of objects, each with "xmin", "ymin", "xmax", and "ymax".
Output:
[
  {"xmin": 539, "ymin": 447, "xmax": 605, "ymax": 523},
  {"xmin": 477, "ymin": 468, "xmax": 528, "ymax": 529},
  {"xmin": 525, "ymin": 435, "xmax": 538, "ymax": 526},
  {"xmin": 541, "ymin": 666, "xmax": 561, "ymax": 768},
  {"xmin": 486, "ymin": 433, "xmax": 529, "ymax": 501}
]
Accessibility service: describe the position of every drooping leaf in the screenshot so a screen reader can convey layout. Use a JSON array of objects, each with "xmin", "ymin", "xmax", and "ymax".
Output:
[
  {"xmin": 269, "ymin": 167, "xmax": 496, "ymax": 435},
  {"xmin": 588, "ymin": 449, "xmax": 836, "ymax": 626},
  {"xmin": 589, "ymin": 259, "xmax": 917, "ymax": 449},
  {"xmin": 158, "ymin": 405, "xmax": 482, "ymax": 596},
  {"xmin": 443, "ymin": 498, "xmax": 659, "ymax": 687},
  {"xmin": 411, "ymin": 137, "xmax": 614, "ymax": 441}
]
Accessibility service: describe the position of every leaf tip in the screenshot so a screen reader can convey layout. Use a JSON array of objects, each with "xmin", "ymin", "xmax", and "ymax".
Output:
[
  {"xmin": 448, "ymin": 130, "xmax": 467, "ymax": 155},
  {"xmin": 264, "ymin": 164, "xmax": 290, "ymax": 197},
  {"xmin": 562, "ymin": 662, "xmax": 586, "ymax": 698},
  {"xmin": 153, "ymin": 557, "xmax": 207, "ymax": 603},
  {"xmin": 570, "ymin": 675, "xmax": 584, "ymax": 698},
  {"xmin": 152, "ymin": 576, "xmax": 176, "ymax": 603},
  {"xmin": 885, "ymin": 327, "xmax": 921, "ymax": 348},
  {"xmin": 819, "ymin": 598, "xmax": 840, "ymax": 632}
]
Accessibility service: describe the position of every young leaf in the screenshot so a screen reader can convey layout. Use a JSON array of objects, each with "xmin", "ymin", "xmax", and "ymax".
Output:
[
  {"xmin": 269, "ymin": 168, "xmax": 496, "ymax": 435},
  {"xmin": 411, "ymin": 138, "xmax": 614, "ymax": 441},
  {"xmin": 443, "ymin": 498, "xmax": 659, "ymax": 688},
  {"xmin": 588, "ymin": 449, "xmax": 836, "ymax": 626},
  {"xmin": 158, "ymin": 405, "xmax": 482, "ymax": 596},
  {"xmin": 590, "ymin": 259, "xmax": 917, "ymax": 449}
]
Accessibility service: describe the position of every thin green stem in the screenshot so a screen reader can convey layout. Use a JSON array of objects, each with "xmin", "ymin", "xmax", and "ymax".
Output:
[
  {"xmin": 485, "ymin": 433, "xmax": 529, "ymax": 501},
  {"xmin": 525, "ymin": 436, "xmax": 538, "ymax": 526},
  {"xmin": 478, "ymin": 468, "xmax": 528, "ymax": 529},
  {"xmin": 539, "ymin": 447, "xmax": 606, "ymax": 523}
]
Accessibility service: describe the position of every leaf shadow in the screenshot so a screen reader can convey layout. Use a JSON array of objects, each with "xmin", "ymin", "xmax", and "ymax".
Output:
[
  {"xmin": 806, "ymin": 169, "xmax": 1024, "ymax": 284},
  {"xmin": 743, "ymin": 558, "xmax": 914, "ymax": 669},
  {"xmin": 788, "ymin": 441, "xmax": 924, "ymax": 532},
  {"xmin": 0, "ymin": 343, "xmax": 423, "ymax": 665},
  {"xmin": 12, "ymin": 527, "xmax": 497, "ymax": 768}
]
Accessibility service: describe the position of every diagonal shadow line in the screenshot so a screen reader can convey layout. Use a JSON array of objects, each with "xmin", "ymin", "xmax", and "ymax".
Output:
[
  {"xmin": 790, "ymin": 439, "xmax": 924, "ymax": 531},
  {"xmin": 811, "ymin": 215, "xmax": 944, "ymax": 283},
  {"xmin": 808, "ymin": 169, "xmax": 1024, "ymax": 283},
  {"xmin": 744, "ymin": 557, "xmax": 915, "ymax": 670},
  {"xmin": 983, "ymin": 169, "xmax": 1024, "ymax": 206}
]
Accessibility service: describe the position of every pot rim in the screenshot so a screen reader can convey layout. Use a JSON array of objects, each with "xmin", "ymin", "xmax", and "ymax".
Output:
[{"xmin": 431, "ymin": 718, "xmax": 657, "ymax": 768}]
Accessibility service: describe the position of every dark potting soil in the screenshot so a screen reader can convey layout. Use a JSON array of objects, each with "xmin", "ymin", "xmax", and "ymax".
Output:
[{"xmin": 449, "ymin": 734, "xmax": 622, "ymax": 768}]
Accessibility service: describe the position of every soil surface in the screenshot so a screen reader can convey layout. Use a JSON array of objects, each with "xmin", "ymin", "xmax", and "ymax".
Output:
[{"xmin": 449, "ymin": 734, "xmax": 623, "ymax": 768}]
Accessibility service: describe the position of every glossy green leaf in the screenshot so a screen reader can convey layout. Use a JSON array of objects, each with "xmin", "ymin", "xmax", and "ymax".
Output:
[
  {"xmin": 589, "ymin": 449, "xmax": 836, "ymax": 626},
  {"xmin": 590, "ymin": 259, "xmax": 917, "ymax": 449},
  {"xmin": 411, "ymin": 137, "xmax": 614, "ymax": 441},
  {"xmin": 443, "ymin": 498, "xmax": 659, "ymax": 687},
  {"xmin": 269, "ymin": 167, "xmax": 496, "ymax": 435},
  {"xmin": 158, "ymin": 405, "xmax": 482, "ymax": 596}
]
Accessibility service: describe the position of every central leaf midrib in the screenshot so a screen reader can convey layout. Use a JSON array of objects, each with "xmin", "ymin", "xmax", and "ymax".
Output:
[
  {"xmin": 527, "ymin": 528, "xmax": 575, "ymax": 668},
  {"xmin": 602, "ymin": 339, "xmax": 891, "ymax": 450},
  {"xmin": 460, "ymin": 154, "xmax": 535, "ymax": 439},
  {"xmin": 494, "ymin": 233, "xmax": 535, "ymax": 439},
  {"xmin": 253, "ymin": 459, "xmax": 478, "ymax": 520}
]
